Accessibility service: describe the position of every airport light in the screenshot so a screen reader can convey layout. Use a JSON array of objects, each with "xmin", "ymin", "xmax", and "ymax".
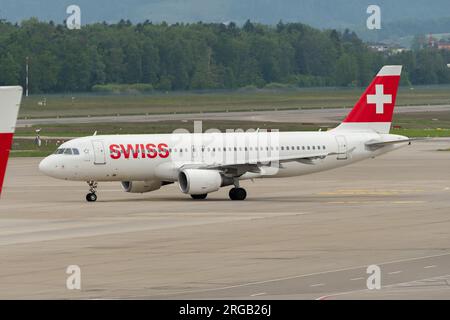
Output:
[{"xmin": 25, "ymin": 56, "xmax": 29, "ymax": 97}]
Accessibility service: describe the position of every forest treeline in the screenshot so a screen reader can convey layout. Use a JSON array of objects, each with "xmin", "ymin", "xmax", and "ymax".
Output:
[{"xmin": 0, "ymin": 18, "xmax": 450, "ymax": 93}]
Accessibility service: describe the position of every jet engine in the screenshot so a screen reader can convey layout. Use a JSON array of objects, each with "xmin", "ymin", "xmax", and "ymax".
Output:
[
  {"xmin": 121, "ymin": 180, "xmax": 162, "ymax": 193},
  {"xmin": 178, "ymin": 169, "xmax": 232, "ymax": 195}
]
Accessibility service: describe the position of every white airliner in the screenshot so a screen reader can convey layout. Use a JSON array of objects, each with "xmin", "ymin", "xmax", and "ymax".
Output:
[
  {"xmin": 39, "ymin": 66, "xmax": 410, "ymax": 202},
  {"xmin": 0, "ymin": 86, "xmax": 23, "ymax": 197}
]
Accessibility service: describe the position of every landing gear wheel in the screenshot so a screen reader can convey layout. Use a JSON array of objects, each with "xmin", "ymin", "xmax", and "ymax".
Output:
[
  {"xmin": 191, "ymin": 194, "xmax": 208, "ymax": 200},
  {"xmin": 86, "ymin": 181, "xmax": 98, "ymax": 202},
  {"xmin": 86, "ymin": 193, "xmax": 97, "ymax": 202},
  {"xmin": 229, "ymin": 188, "xmax": 247, "ymax": 201}
]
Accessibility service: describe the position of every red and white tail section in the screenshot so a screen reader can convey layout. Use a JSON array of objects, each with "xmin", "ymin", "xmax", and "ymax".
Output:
[
  {"xmin": 0, "ymin": 86, "xmax": 23, "ymax": 197},
  {"xmin": 334, "ymin": 65, "xmax": 402, "ymax": 133}
]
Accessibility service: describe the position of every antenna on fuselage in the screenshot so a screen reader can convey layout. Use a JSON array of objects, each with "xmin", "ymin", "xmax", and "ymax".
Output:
[{"xmin": 93, "ymin": 131, "xmax": 97, "ymax": 136}]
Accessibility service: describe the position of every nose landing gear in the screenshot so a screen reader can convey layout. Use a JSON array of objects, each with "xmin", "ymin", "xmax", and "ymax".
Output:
[{"xmin": 86, "ymin": 181, "xmax": 98, "ymax": 202}]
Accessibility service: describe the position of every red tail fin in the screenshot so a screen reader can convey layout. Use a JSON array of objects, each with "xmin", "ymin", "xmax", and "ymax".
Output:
[
  {"xmin": 335, "ymin": 66, "xmax": 402, "ymax": 133},
  {"xmin": 0, "ymin": 86, "xmax": 23, "ymax": 197}
]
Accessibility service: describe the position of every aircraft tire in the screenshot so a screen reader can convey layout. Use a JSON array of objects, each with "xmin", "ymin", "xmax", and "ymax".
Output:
[
  {"xmin": 191, "ymin": 194, "xmax": 208, "ymax": 200},
  {"xmin": 229, "ymin": 188, "xmax": 247, "ymax": 201}
]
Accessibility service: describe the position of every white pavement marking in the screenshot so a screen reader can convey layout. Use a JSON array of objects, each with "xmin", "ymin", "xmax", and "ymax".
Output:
[
  {"xmin": 350, "ymin": 277, "xmax": 364, "ymax": 281},
  {"xmin": 315, "ymin": 274, "xmax": 450, "ymax": 300},
  {"xmin": 250, "ymin": 292, "xmax": 266, "ymax": 297},
  {"xmin": 424, "ymin": 265, "xmax": 436, "ymax": 269},
  {"xmin": 310, "ymin": 283, "xmax": 325, "ymax": 287},
  {"xmin": 154, "ymin": 252, "xmax": 450, "ymax": 298},
  {"xmin": 388, "ymin": 271, "xmax": 403, "ymax": 275}
]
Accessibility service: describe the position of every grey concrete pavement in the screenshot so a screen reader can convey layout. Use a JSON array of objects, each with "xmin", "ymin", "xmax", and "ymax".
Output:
[{"xmin": 0, "ymin": 139, "xmax": 449, "ymax": 299}]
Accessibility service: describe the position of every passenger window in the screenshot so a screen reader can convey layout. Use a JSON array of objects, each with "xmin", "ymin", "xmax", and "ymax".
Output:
[
  {"xmin": 323, "ymin": 145, "xmax": 326, "ymax": 149},
  {"xmin": 307, "ymin": 146, "xmax": 310, "ymax": 150},
  {"xmin": 302, "ymin": 146, "xmax": 305, "ymax": 150}
]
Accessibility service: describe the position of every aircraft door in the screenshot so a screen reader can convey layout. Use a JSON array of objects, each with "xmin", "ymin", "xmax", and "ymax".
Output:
[
  {"xmin": 335, "ymin": 135, "xmax": 348, "ymax": 160},
  {"xmin": 92, "ymin": 140, "xmax": 107, "ymax": 165}
]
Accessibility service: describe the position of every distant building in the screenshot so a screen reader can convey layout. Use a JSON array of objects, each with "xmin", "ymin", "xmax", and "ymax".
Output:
[
  {"xmin": 437, "ymin": 40, "xmax": 450, "ymax": 51},
  {"xmin": 368, "ymin": 43, "xmax": 389, "ymax": 52},
  {"xmin": 367, "ymin": 42, "xmax": 409, "ymax": 55},
  {"xmin": 424, "ymin": 33, "xmax": 450, "ymax": 50}
]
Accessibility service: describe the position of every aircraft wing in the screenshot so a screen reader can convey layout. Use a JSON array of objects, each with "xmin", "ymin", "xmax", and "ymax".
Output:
[{"xmin": 180, "ymin": 151, "xmax": 342, "ymax": 176}]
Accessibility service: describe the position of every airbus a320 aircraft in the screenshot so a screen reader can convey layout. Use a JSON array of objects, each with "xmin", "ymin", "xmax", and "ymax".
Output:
[
  {"xmin": 0, "ymin": 86, "xmax": 23, "ymax": 198},
  {"xmin": 39, "ymin": 66, "xmax": 410, "ymax": 202}
]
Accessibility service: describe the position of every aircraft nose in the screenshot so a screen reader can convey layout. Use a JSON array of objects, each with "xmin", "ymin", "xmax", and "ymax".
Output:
[{"xmin": 39, "ymin": 157, "xmax": 53, "ymax": 175}]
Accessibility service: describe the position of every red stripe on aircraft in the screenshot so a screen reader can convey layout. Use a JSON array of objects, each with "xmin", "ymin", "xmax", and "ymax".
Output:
[{"xmin": 0, "ymin": 133, "xmax": 14, "ymax": 196}]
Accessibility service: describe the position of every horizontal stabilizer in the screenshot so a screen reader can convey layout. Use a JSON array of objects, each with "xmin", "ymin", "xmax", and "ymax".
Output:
[{"xmin": 365, "ymin": 138, "xmax": 412, "ymax": 150}]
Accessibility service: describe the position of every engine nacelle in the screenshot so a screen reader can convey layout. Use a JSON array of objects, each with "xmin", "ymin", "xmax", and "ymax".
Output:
[
  {"xmin": 179, "ymin": 169, "xmax": 229, "ymax": 195},
  {"xmin": 121, "ymin": 180, "xmax": 162, "ymax": 193}
]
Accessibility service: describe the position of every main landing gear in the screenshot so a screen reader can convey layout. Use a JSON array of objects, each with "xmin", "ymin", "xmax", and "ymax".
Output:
[
  {"xmin": 229, "ymin": 180, "xmax": 247, "ymax": 201},
  {"xmin": 229, "ymin": 187, "xmax": 247, "ymax": 201},
  {"xmin": 86, "ymin": 181, "xmax": 98, "ymax": 202}
]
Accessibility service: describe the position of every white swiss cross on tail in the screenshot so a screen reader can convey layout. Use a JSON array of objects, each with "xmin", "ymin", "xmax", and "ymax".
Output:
[
  {"xmin": 335, "ymin": 65, "xmax": 402, "ymax": 134},
  {"xmin": 367, "ymin": 84, "xmax": 392, "ymax": 114}
]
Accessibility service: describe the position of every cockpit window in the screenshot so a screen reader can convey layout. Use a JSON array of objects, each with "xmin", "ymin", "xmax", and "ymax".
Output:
[{"xmin": 53, "ymin": 148, "xmax": 80, "ymax": 155}]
